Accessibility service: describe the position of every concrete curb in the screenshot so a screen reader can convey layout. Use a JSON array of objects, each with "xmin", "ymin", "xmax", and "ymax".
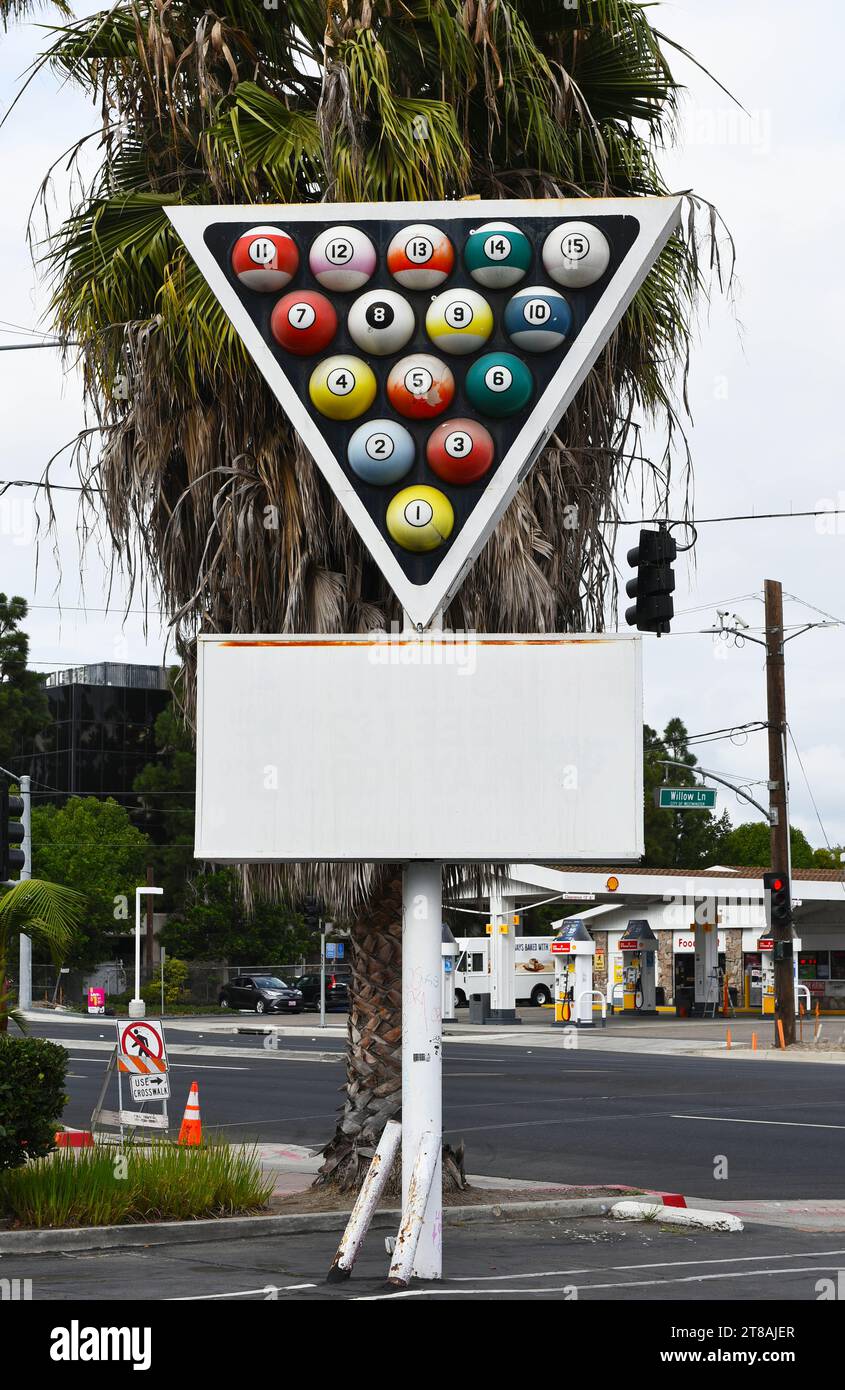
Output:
[
  {"xmin": 610, "ymin": 1200, "xmax": 744, "ymax": 1232},
  {"xmin": 0, "ymin": 1197, "xmax": 615, "ymax": 1255}
]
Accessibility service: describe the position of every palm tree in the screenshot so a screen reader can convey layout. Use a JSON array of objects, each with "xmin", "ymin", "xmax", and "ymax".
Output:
[
  {"xmin": 3, "ymin": 0, "xmax": 732, "ymax": 1186},
  {"xmin": 0, "ymin": 880, "xmax": 85, "ymax": 1032}
]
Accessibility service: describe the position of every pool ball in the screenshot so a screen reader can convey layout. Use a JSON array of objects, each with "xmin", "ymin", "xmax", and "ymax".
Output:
[
  {"xmin": 309, "ymin": 225, "xmax": 377, "ymax": 292},
  {"xmin": 231, "ymin": 226, "xmax": 299, "ymax": 292},
  {"xmin": 386, "ymin": 485, "xmax": 454, "ymax": 552},
  {"xmin": 347, "ymin": 289, "xmax": 415, "ymax": 356},
  {"xmin": 425, "ymin": 288, "xmax": 494, "ymax": 356},
  {"xmin": 464, "ymin": 352, "xmax": 534, "ymax": 418},
  {"xmin": 542, "ymin": 221, "xmax": 610, "ymax": 289},
  {"xmin": 387, "ymin": 224, "xmax": 454, "ymax": 289},
  {"xmin": 309, "ymin": 355, "xmax": 377, "ymax": 420},
  {"xmin": 503, "ymin": 286, "xmax": 572, "ymax": 352},
  {"xmin": 464, "ymin": 221, "xmax": 532, "ymax": 289},
  {"xmin": 348, "ymin": 420, "xmax": 415, "ymax": 486},
  {"xmin": 270, "ymin": 291, "xmax": 337, "ymax": 356},
  {"xmin": 426, "ymin": 418, "xmax": 495, "ymax": 485},
  {"xmin": 386, "ymin": 353, "xmax": 455, "ymax": 419}
]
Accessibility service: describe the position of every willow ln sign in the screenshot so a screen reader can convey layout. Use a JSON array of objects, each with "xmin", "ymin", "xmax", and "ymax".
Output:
[{"xmin": 657, "ymin": 786, "xmax": 717, "ymax": 810}]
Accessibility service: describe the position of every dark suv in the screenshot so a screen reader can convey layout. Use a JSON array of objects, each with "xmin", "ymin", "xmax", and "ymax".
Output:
[
  {"xmin": 294, "ymin": 972, "xmax": 350, "ymax": 1011},
  {"xmin": 218, "ymin": 976, "xmax": 304, "ymax": 1014}
]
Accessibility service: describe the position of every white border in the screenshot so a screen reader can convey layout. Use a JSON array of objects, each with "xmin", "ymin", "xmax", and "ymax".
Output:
[
  {"xmin": 168, "ymin": 198, "xmax": 681, "ymax": 628},
  {"xmin": 195, "ymin": 631, "xmax": 644, "ymax": 863}
]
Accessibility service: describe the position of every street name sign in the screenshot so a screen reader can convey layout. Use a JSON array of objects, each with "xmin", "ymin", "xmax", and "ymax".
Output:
[
  {"xmin": 169, "ymin": 198, "xmax": 680, "ymax": 627},
  {"xmin": 658, "ymin": 787, "xmax": 717, "ymax": 810}
]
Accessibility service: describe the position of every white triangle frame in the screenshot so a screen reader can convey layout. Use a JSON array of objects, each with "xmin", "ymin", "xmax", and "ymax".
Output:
[{"xmin": 168, "ymin": 197, "xmax": 681, "ymax": 629}]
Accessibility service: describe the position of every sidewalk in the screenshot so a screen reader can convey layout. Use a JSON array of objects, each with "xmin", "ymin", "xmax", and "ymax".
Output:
[
  {"xmin": 23, "ymin": 1006, "xmax": 845, "ymax": 1064},
  {"xmin": 252, "ymin": 1142, "xmax": 638, "ymax": 1202}
]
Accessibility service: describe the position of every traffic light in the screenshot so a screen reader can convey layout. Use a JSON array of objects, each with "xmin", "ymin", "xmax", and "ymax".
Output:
[
  {"xmin": 763, "ymin": 871, "xmax": 792, "ymax": 932},
  {"xmin": 0, "ymin": 779, "xmax": 25, "ymax": 881},
  {"xmin": 303, "ymin": 896, "xmax": 321, "ymax": 933},
  {"xmin": 624, "ymin": 528, "xmax": 676, "ymax": 634}
]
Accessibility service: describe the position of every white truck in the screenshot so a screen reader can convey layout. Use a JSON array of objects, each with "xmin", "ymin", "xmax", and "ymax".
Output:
[{"xmin": 453, "ymin": 936, "xmax": 556, "ymax": 1008}]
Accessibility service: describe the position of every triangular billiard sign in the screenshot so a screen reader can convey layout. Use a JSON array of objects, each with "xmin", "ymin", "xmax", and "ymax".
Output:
[{"xmin": 168, "ymin": 198, "xmax": 681, "ymax": 629}]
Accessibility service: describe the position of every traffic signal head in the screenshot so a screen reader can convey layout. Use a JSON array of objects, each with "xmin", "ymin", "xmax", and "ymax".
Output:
[
  {"xmin": 624, "ymin": 528, "xmax": 676, "ymax": 634},
  {"xmin": 303, "ymin": 896, "xmax": 321, "ymax": 932},
  {"xmin": 763, "ymin": 871, "xmax": 791, "ymax": 931},
  {"xmin": 0, "ymin": 780, "xmax": 25, "ymax": 881}
]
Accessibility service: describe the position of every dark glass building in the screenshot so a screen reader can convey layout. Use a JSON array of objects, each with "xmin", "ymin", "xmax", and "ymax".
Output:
[{"xmin": 15, "ymin": 663, "xmax": 171, "ymax": 803}]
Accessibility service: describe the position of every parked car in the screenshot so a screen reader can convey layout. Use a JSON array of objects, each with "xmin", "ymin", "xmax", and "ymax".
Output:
[
  {"xmin": 294, "ymin": 971, "xmax": 350, "ymax": 1011},
  {"xmin": 217, "ymin": 975, "xmax": 304, "ymax": 1014}
]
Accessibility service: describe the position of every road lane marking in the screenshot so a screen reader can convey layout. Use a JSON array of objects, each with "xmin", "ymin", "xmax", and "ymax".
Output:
[
  {"xmin": 355, "ymin": 1264, "xmax": 844, "ymax": 1299},
  {"xmin": 672, "ymin": 1113, "xmax": 845, "ymax": 1131},
  {"xmin": 450, "ymin": 1248, "xmax": 845, "ymax": 1280},
  {"xmin": 169, "ymin": 1283, "xmax": 318, "ymax": 1300},
  {"xmin": 445, "ymin": 1110, "xmax": 663, "ymax": 1134},
  {"xmin": 66, "ymin": 1057, "xmax": 248, "ymax": 1072}
]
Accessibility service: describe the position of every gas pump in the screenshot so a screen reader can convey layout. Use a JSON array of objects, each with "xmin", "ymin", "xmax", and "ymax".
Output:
[
  {"xmin": 550, "ymin": 920, "xmax": 596, "ymax": 1027},
  {"xmin": 441, "ymin": 924, "xmax": 458, "ymax": 1022},
  {"xmin": 757, "ymin": 933, "xmax": 802, "ymax": 1016},
  {"xmin": 617, "ymin": 920, "xmax": 659, "ymax": 1015}
]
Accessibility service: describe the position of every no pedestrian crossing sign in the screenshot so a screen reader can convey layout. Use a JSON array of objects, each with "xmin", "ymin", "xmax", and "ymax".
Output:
[
  {"xmin": 657, "ymin": 786, "xmax": 717, "ymax": 810},
  {"xmin": 117, "ymin": 1019, "xmax": 169, "ymax": 1075}
]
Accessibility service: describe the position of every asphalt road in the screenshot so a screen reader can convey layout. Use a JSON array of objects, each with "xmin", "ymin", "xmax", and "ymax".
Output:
[
  {"xmin": 30, "ymin": 1017, "xmax": 845, "ymax": 1200},
  {"xmin": 7, "ymin": 1216, "xmax": 845, "ymax": 1303}
]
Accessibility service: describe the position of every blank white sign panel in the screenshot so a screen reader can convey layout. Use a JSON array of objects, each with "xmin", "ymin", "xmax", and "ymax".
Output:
[{"xmin": 195, "ymin": 633, "xmax": 643, "ymax": 863}]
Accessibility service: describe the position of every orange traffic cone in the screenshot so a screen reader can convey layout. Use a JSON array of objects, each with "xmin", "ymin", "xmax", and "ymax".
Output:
[{"xmin": 178, "ymin": 1081, "xmax": 202, "ymax": 1146}]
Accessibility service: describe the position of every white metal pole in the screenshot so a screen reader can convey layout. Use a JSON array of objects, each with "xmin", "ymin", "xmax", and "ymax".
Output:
[
  {"xmin": 130, "ymin": 888, "xmax": 144, "ymax": 1018},
  {"xmin": 18, "ymin": 774, "xmax": 32, "ymax": 1011},
  {"xmin": 20, "ymin": 775, "xmax": 31, "ymax": 880},
  {"xmin": 402, "ymin": 859, "xmax": 443, "ymax": 1280},
  {"xmin": 327, "ymin": 1119, "xmax": 403, "ymax": 1283},
  {"xmin": 130, "ymin": 886, "xmax": 163, "ymax": 1019}
]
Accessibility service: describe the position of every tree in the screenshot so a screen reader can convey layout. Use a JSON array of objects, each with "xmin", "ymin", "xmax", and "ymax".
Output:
[
  {"xmin": 0, "ymin": 879, "xmax": 85, "ymax": 1033},
  {"xmin": 133, "ymin": 695, "xmax": 196, "ymax": 908},
  {"xmin": 0, "ymin": 595, "xmax": 48, "ymax": 769},
  {"xmin": 160, "ymin": 868, "xmax": 310, "ymax": 963},
  {"xmin": 719, "ymin": 821, "xmax": 816, "ymax": 870},
  {"xmin": 31, "ymin": 798, "xmax": 151, "ymax": 967},
  {"xmin": 8, "ymin": 0, "xmax": 730, "ymax": 1188},
  {"xmin": 812, "ymin": 845, "xmax": 845, "ymax": 870},
  {"xmin": 643, "ymin": 718, "xmax": 732, "ymax": 868}
]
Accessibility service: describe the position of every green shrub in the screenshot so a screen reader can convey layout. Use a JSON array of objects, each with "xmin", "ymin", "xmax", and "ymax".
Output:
[
  {"xmin": 141, "ymin": 957, "xmax": 190, "ymax": 1006},
  {"xmin": 0, "ymin": 1036, "xmax": 68, "ymax": 1171},
  {"xmin": 0, "ymin": 1140, "xmax": 274, "ymax": 1227}
]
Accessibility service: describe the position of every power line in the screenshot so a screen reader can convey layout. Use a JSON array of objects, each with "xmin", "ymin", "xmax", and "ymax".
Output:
[
  {"xmin": 787, "ymin": 726, "xmax": 844, "ymax": 866},
  {"xmin": 2, "ymin": 478, "xmax": 844, "ymax": 528},
  {"xmin": 614, "ymin": 508, "xmax": 845, "ymax": 525}
]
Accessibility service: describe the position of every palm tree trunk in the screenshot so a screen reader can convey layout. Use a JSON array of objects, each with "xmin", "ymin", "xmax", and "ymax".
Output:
[{"xmin": 314, "ymin": 872, "xmax": 466, "ymax": 1193}]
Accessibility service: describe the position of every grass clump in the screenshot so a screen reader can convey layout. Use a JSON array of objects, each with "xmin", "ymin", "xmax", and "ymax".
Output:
[{"xmin": 0, "ymin": 1140, "xmax": 274, "ymax": 1228}]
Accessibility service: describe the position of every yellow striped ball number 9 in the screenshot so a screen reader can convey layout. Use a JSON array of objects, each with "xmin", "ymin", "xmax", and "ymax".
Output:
[
  {"xmin": 425, "ymin": 288, "xmax": 494, "ymax": 356},
  {"xmin": 386, "ymin": 485, "xmax": 454, "ymax": 552},
  {"xmin": 309, "ymin": 355, "xmax": 377, "ymax": 420}
]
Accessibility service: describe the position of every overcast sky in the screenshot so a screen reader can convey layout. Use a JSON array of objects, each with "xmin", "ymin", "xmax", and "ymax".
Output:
[{"xmin": 1, "ymin": 0, "xmax": 843, "ymax": 846}]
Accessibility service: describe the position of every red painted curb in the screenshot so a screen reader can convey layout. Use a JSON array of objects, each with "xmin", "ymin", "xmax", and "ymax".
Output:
[
  {"xmin": 55, "ymin": 1131, "xmax": 94, "ymax": 1148},
  {"xmin": 661, "ymin": 1193, "xmax": 688, "ymax": 1208}
]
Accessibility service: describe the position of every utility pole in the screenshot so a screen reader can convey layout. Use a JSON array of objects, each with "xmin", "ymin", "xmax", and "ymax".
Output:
[{"xmin": 764, "ymin": 580, "xmax": 795, "ymax": 1045}]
